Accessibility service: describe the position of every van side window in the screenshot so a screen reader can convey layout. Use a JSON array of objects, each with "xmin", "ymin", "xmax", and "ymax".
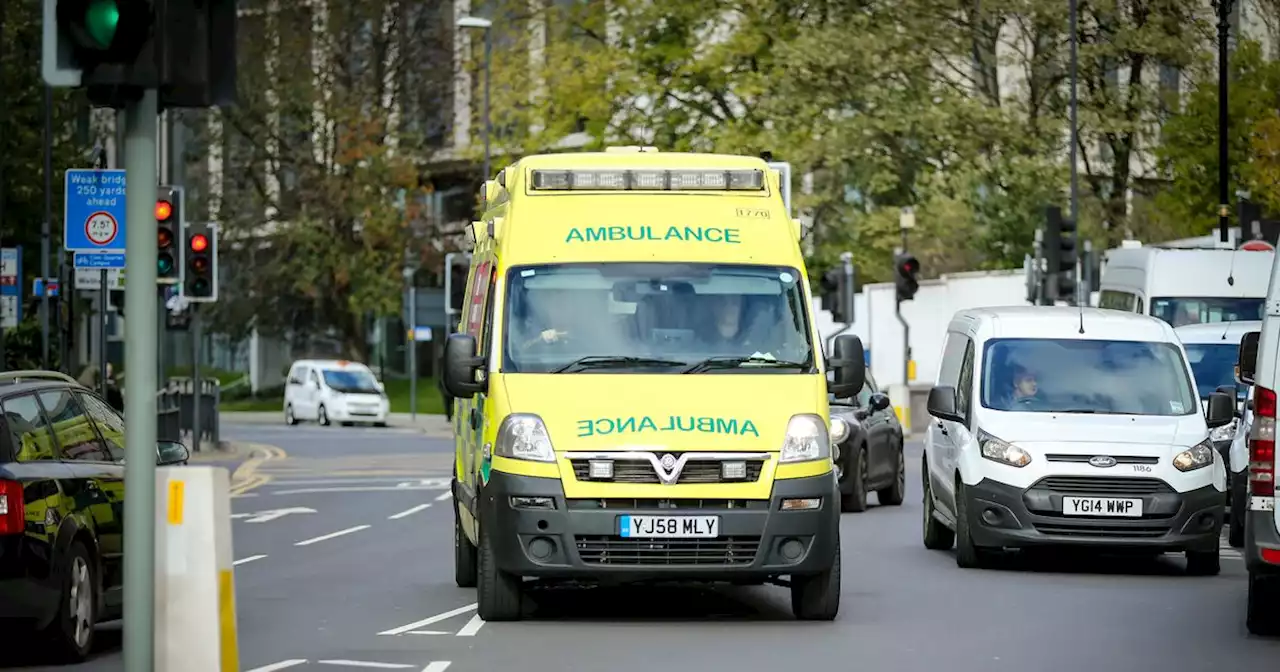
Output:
[
  {"xmin": 955, "ymin": 339, "xmax": 976, "ymax": 418},
  {"xmin": 1099, "ymin": 290, "xmax": 1136, "ymax": 311},
  {"xmin": 288, "ymin": 367, "xmax": 306, "ymax": 385},
  {"xmin": 309, "ymin": 370, "xmax": 321, "ymax": 387},
  {"xmin": 937, "ymin": 332, "xmax": 968, "ymax": 388}
]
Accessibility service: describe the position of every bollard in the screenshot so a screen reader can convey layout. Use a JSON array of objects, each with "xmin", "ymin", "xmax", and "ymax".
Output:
[{"xmin": 154, "ymin": 466, "xmax": 239, "ymax": 671}]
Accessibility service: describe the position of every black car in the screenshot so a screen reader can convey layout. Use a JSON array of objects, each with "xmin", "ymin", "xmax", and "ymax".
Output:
[
  {"xmin": 0, "ymin": 371, "xmax": 189, "ymax": 661},
  {"xmin": 829, "ymin": 367, "xmax": 907, "ymax": 512}
]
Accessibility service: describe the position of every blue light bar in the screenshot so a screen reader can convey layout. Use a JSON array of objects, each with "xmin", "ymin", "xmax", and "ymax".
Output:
[{"xmin": 530, "ymin": 169, "xmax": 765, "ymax": 192}]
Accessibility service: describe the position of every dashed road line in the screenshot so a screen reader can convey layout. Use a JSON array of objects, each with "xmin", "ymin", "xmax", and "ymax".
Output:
[
  {"xmin": 455, "ymin": 613, "xmax": 485, "ymax": 637},
  {"xmin": 245, "ymin": 661, "xmax": 307, "ymax": 672},
  {"xmin": 389, "ymin": 503, "xmax": 432, "ymax": 520},
  {"xmin": 423, "ymin": 663, "xmax": 452, "ymax": 672},
  {"xmin": 434, "ymin": 491, "xmax": 452, "ymax": 502},
  {"xmin": 378, "ymin": 603, "xmax": 478, "ymax": 636},
  {"xmin": 318, "ymin": 661, "xmax": 413, "ymax": 669},
  {"xmin": 295, "ymin": 525, "xmax": 371, "ymax": 547},
  {"xmin": 234, "ymin": 554, "xmax": 268, "ymax": 566}
]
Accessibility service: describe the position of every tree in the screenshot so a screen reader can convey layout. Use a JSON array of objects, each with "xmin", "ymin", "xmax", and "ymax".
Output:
[{"xmin": 196, "ymin": 0, "xmax": 447, "ymax": 360}]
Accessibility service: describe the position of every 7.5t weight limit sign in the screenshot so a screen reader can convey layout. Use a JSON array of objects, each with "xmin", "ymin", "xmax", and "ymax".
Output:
[{"xmin": 65, "ymin": 169, "xmax": 128, "ymax": 270}]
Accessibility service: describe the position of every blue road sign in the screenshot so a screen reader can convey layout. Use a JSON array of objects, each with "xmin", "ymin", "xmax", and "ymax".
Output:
[
  {"xmin": 64, "ymin": 169, "xmax": 127, "ymax": 255},
  {"xmin": 74, "ymin": 252, "xmax": 126, "ymax": 269}
]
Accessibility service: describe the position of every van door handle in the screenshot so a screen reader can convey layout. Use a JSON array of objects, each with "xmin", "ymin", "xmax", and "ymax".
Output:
[{"xmin": 936, "ymin": 422, "xmax": 948, "ymax": 436}]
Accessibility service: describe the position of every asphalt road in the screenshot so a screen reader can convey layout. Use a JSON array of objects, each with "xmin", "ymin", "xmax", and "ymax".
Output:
[{"xmin": 7, "ymin": 425, "xmax": 1279, "ymax": 671}]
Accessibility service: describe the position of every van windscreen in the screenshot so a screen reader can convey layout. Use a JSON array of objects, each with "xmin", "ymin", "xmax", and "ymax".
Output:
[
  {"xmin": 322, "ymin": 369, "xmax": 379, "ymax": 393},
  {"xmin": 980, "ymin": 338, "xmax": 1197, "ymax": 416},
  {"xmin": 1151, "ymin": 297, "xmax": 1263, "ymax": 326},
  {"xmin": 502, "ymin": 262, "xmax": 815, "ymax": 374}
]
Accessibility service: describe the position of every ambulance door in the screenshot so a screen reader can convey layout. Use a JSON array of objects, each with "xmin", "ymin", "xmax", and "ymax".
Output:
[{"xmin": 458, "ymin": 259, "xmax": 495, "ymax": 514}]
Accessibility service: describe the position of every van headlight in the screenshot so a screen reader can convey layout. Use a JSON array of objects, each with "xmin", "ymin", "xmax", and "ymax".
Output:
[
  {"xmin": 1173, "ymin": 440, "xmax": 1215, "ymax": 472},
  {"xmin": 978, "ymin": 430, "xmax": 1031, "ymax": 467},
  {"xmin": 1209, "ymin": 418, "xmax": 1238, "ymax": 443},
  {"xmin": 780, "ymin": 414, "xmax": 830, "ymax": 463},
  {"xmin": 494, "ymin": 414, "xmax": 555, "ymax": 463},
  {"xmin": 830, "ymin": 416, "xmax": 851, "ymax": 445}
]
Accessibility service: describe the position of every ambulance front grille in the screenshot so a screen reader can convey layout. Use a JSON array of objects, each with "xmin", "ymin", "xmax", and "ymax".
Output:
[{"xmin": 574, "ymin": 536, "xmax": 760, "ymax": 566}]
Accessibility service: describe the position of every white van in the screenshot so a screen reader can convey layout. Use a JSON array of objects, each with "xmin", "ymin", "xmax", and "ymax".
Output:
[
  {"xmin": 1098, "ymin": 245, "xmax": 1272, "ymax": 326},
  {"xmin": 283, "ymin": 359, "xmax": 389, "ymax": 427},
  {"xmin": 1175, "ymin": 320, "xmax": 1259, "ymax": 548},
  {"xmin": 1233, "ymin": 314, "xmax": 1280, "ymax": 635},
  {"xmin": 922, "ymin": 306, "xmax": 1235, "ymax": 574}
]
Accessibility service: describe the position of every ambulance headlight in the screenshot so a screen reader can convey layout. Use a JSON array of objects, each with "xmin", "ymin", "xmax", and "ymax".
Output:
[
  {"xmin": 1173, "ymin": 440, "xmax": 1215, "ymax": 472},
  {"xmin": 495, "ymin": 414, "xmax": 556, "ymax": 463},
  {"xmin": 830, "ymin": 417, "xmax": 851, "ymax": 445},
  {"xmin": 780, "ymin": 414, "xmax": 830, "ymax": 463}
]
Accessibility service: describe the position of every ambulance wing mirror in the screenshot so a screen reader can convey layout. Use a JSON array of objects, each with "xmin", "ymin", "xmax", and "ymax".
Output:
[
  {"xmin": 826, "ymin": 334, "xmax": 866, "ymax": 399},
  {"xmin": 443, "ymin": 333, "xmax": 486, "ymax": 398},
  {"xmin": 1237, "ymin": 331, "xmax": 1260, "ymax": 385}
]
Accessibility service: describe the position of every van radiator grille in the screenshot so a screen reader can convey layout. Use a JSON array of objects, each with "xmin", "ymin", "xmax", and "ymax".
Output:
[
  {"xmin": 574, "ymin": 536, "xmax": 760, "ymax": 566},
  {"xmin": 1031, "ymin": 476, "xmax": 1173, "ymax": 496}
]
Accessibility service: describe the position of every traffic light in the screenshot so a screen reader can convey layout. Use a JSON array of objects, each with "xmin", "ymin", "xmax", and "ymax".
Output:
[
  {"xmin": 819, "ymin": 269, "xmax": 846, "ymax": 323},
  {"xmin": 156, "ymin": 185, "xmax": 180, "ymax": 283},
  {"xmin": 181, "ymin": 221, "xmax": 217, "ymax": 301},
  {"xmin": 1057, "ymin": 213, "xmax": 1078, "ymax": 300},
  {"xmin": 895, "ymin": 254, "xmax": 920, "ymax": 302}
]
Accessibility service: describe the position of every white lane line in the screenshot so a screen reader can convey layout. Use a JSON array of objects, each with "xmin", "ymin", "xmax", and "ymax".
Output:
[
  {"xmin": 455, "ymin": 613, "xmax": 485, "ymax": 637},
  {"xmin": 295, "ymin": 525, "xmax": 371, "ymax": 547},
  {"xmin": 245, "ymin": 661, "xmax": 307, "ymax": 672},
  {"xmin": 378, "ymin": 603, "xmax": 478, "ymax": 635},
  {"xmin": 318, "ymin": 662, "xmax": 412, "ymax": 669},
  {"xmin": 423, "ymin": 663, "xmax": 452, "ymax": 672},
  {"xmin": 434, "ymin": 491, "xmax": 452, "ymax": 502},
  {"xmin": 405, "ymin": 630, "xmax": 450, "ymax": 635},
  {"xmin": 389, "ymin": 503, "xmax": 432, "ymax": 520},
  {"xmin": 234, "ymin": 554, "xmax": 268, "ymax": 566},
  {"xmin": 274, "ymin": 486, "xmax": 446, "ymax": 495}
]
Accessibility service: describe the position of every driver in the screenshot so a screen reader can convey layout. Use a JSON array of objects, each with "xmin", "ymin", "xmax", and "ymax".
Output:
[
  {"xmin": 1007, "ymin": 366, "xmax": 1045, "ymax": 410},
  {"xmin": 517, "ymin": 292, "xmax": 571, "ymax": 348}
]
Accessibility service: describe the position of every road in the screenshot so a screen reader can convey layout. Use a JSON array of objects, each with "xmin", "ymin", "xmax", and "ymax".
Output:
[{"xmin": 7, "ymin": 425, "xmax": 1279, "ymax": 671}]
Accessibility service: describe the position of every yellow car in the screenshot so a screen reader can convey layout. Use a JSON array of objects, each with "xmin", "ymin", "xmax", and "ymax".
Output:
[{"xmin": 443, "ymin": 149, "xmax": 867, "ymax": 621}]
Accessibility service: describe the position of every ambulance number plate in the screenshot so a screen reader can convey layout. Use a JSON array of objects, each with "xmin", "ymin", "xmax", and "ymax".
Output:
[{"xmin": 618, "ymin": 514, "xmax": 720, "ymax": 538}]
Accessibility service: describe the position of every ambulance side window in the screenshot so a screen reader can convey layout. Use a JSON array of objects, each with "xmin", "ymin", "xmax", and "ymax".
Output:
[
  {"xmin": 480, "ymin": 265, "xmax": 499, "ymax": 358},
  {"xmin": 464, "ymin": 263, "xmax": 489, "ymax": 341}
]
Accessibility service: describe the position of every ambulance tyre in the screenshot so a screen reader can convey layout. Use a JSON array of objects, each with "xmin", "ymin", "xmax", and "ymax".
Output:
[
  {"xmin": 1246, "ymin": 573, "xmax": 1280, "ymax": 636},
  {"xmin": 790, "ymin": 540, "xmax": 840, "ymax": 621},
  {"xmin": 477, "ymin": 521, "xmax": 522, "ymax": 621},
  {"xmin": 454, "ymin": 504, "xmax": 477, "ymax": 588}
]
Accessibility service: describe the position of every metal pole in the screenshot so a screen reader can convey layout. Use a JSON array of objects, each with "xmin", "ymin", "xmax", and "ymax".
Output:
[
  {"xmin": 1069, "ymin": 0, "xmax": 1081, "ymax": 253},
  {"xmin": 898, "ymin": 229, "xmax": 910, "ymax": 386},
  {"xmin": 99, "ymin": 269, "xmax": 107, "ymax": 394},
  {"xmin": 191, "ymin": 303, "xmax": 201, "ymax": 452},
  {"xmin": 1216, "ymin": 0, "xmax": 1234, "ymax": 244},
  {"xmin": 409, "ymin": 283, "xmax": 417, "ymax": 420},
  {"xmin": 482, "ymin": 27, "xmax": 492, "ymax": 179},
  {"xmin": 42, "ymin": 85, "xmax": 52, "ymax": 369},
  {"xmin": 121, "ymin": 89, "xmax": 159, "ymax": 672},
  {"xmin": 840, "ymin": 252, "xmax": 854, "ymax": 326}
]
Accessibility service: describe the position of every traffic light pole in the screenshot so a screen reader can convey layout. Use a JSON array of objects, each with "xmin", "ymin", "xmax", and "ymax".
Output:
[{"xmin": 121, "ymin": 89, "xmax": 159, "ymax": 672}]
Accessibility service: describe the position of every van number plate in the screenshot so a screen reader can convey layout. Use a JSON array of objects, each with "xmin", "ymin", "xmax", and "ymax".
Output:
[
  {"xmin": 619, "ymin": 515, "xmax": 720, "ymax": 538},
  {"xmin": 1062, "ymin": 496, "xmax": 1143, "ymax": 517}
]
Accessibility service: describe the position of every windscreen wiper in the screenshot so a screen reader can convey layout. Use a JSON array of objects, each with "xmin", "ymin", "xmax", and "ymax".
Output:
[
  {"xmin": 682, "ymin": 355, "xmax": 809, "ymax": 374},
  {"xmin": 552, "ymin": 356, "xmax": 687, "ymax": 373}
]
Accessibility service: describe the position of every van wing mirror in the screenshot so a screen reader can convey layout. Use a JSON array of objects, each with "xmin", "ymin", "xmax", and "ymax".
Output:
[
  {"xmin": 1237, "ymin": 331, "xmax": 1260, "ymax": 385},
  {"xmin": 826, "ymin": 334, "xmax": 866, "ymax": 399},
  {"xmin": 1205, "ymin": 392, "xmax": 1235, "ymax": 429},
  {"xmin": 927, "ymin": 386, "xmax": 964, "ymax": 424},
  {"xmin": 443, "ymin": 333, "xmax": 486, "ymax": 398}
]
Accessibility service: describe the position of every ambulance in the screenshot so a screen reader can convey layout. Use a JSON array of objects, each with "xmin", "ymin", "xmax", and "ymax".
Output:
[{"xmin": 442, "ymin": 148, "xmax": 865, "ymax": 621}]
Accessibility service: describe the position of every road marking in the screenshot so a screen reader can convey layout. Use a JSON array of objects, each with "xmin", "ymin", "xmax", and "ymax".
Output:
[
  {"xmin": 435, "ymin": 491, "xmax": 452, "ymax": 502},
  {"xmin": 232, "ymin": 493, "xmax": 260, "ymax": 499},
  {"xmin": 265, "ymin": 477, "xmax": 440, "ymax": 486},
  {"xmin": 230, "ymin": 444, "xmax": 288, "ymax": 496},
  {"xmin": 242, "ymin": 507, "xmax": 317, "ymax": 523},
  {"xmin": 273, "ymin": 486, "xmax": 446, "ymax": 495},
  {"xmin": 405, "ymin": 630, "xmax": 450, "ymax": 635},
  {"xmin": 245, "ymin": 661, "xmax": 307, "ymax": 672},
  {"xmin": 422, "ymin": 663, "xmax": 452, "ymax": 672},
  {"xmin": 318, "ymin": 662, "xmax": 413, "ymax": 669},
  {"xmin": 389, "ymin": 504, "xmax": 432, "ymax": 520},
  {"xmin": 295, "ymin": 525, "xmax": 371, "ymax": 546},
  {"xmin": 455, "ymin": 613, "xmax": 484, "ymax": 637},
  {"xmin": 234, "ymin": 555, "xmax": 268, "ymax": 566},
  {"xmin": 378, "ymin": 603, "xmax": 477, "ymax": 635}
]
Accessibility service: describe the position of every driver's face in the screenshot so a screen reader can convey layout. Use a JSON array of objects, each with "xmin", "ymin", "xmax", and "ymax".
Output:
[
  {"xmin": 1015, "ymin": 374, "xmax": 1037, "ymax": 397},
  {"xmin": 712, "ymin": 295, "xmax": 742, "ymax": 337}
]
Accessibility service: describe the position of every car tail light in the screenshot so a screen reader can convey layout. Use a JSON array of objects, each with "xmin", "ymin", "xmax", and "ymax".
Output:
[
  {"xmin": 0, "ymin": 479, "xmax": 24, "ymax": 535},
  {"xmin": 1249, "ymin": 385, "xmax": 1277, "ymax": 497}
]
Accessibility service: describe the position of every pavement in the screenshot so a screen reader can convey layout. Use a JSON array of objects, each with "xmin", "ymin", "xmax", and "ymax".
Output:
[{"xmin": 7, "ymin": 426, "xmax": 1280, "ymax": 671}]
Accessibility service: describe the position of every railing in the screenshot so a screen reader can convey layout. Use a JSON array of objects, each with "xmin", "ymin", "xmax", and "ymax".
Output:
[
  {"xmin": 157, "ymin": 377, "xmax": 221, "ymax": 451},
  {"xmin": 157, "ymin": 386, "xmax": 183, "ymax": 442}
]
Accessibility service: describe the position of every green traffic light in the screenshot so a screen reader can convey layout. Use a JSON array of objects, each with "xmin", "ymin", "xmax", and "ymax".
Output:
[
  {"xmin": 84, "ymin": 0, "xmax": 121, "ymax": 49},
  {"xmin": 158, "ymin": 256, "xmax": 173, "ymax": 275}
]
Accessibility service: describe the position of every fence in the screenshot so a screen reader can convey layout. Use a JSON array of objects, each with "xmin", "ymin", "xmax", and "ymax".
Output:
[{"xmin": 157, "ymin": 377, "xmax": 221, "ymax": 450}]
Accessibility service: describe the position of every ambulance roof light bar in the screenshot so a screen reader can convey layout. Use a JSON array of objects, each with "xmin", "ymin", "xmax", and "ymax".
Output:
[{"xmin": 530, "ymin": 168, "xmax": 765, "ymax": 192}]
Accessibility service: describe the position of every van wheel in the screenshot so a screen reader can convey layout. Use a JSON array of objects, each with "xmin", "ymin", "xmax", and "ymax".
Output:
[
  {"xmin": 42, "ymin": 541, "xmax": 95, "ymax": 662},
  {"xmin": 877, "ymin": 443, "xmax": 906, "ymax": 506},
  {"xmin": 791, "ymin": 539, "xmax": 840, "ymax": 620},
  {"xmin": 1185, "ymin": 547, "xmax": 1220, "ymax": 576},
  {"xmin": 1247, "ymin": 573, "xmax": 1280, "ymax": 636},
  {"xmin": 1229, "ymin": 480, "xmax": 1245, "ymax": 549},
  {"xmin": 317, "ymin": 405, "xmax": 330, "ymax": 426},
  {"xmin": 922, "ymin": 457, "xmax": 954, "ymax": 551},
  {"xmin": 284, "ymin": 404, "xmax": 298, "ymax": 426},
  {"xmin": 476, "ymin": 522, "xmax": 522, "ymax": 621},
  {"xmin": 954, "ymin": 482, "xmax": 996, "ymax": 569},
  {"xmin": 454, "ymin": 506, "xmax": 477, "ymax": 588},
  {"xmin": 839, "ymin": 445, "xmax": 868, "ymax": 513}
]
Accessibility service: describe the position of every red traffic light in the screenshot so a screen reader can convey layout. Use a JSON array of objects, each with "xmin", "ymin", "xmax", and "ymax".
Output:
[
  {"xmin": 189, "ymin": 234, "xmax": 209, "ymax": 252},
  {"xmin": 156, "ymin": 200, "xmax": 173, "ymax": 221}
]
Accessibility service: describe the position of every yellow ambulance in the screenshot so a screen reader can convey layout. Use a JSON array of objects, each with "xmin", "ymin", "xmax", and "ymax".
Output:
[{"xmin": 443, "ymin": 148, "xmax": 867, "ymax": 621}]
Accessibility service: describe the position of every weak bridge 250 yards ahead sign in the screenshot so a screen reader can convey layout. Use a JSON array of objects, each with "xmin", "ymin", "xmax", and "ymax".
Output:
[{"xmin": 65, "ymin": 169, "xmax": 127, "ymax": 269}]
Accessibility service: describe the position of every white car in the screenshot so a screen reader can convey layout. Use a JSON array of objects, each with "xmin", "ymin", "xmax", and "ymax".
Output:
[
  {"xmin": 1175, "ymin": 320, "xmax": 1259, "ymax": 548},
  {"xmin": 923, "ymin": 306, "xmax": 1235, "ymax": 574},
  {"xmin": 283, "ymin": 359, "xmax": 389, "ymax": 427}
]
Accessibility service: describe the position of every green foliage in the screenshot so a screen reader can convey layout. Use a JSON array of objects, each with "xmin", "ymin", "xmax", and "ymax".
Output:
[{"xmin": 2, "ymin": 317, "xmax": 61, "ymax": 372}]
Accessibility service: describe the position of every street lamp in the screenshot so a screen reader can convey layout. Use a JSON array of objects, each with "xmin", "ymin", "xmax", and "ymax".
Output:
[
  {"xmin": 456, "ymin": 15, "xmax": 493, "ymax": 181},
  {"xmin": 1212, "ymin": 0, "xmax": 1236, "ymax": 244}
]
